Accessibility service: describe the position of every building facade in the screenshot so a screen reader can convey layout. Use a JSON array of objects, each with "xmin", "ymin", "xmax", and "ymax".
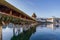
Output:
[{"xmin": 47, "ymin": 17, "xmax": 60, "ymax": 23}]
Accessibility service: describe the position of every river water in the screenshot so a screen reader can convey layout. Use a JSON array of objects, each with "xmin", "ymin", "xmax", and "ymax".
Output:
[{"xmin": 1, "ymin": 23, "xmax": 60, "ymax": 40}]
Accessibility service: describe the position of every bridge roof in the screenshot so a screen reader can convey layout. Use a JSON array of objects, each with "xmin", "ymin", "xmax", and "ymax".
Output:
[{"xmin": 0, "ymin": 0, "xmax": 36, "ymax": 21}]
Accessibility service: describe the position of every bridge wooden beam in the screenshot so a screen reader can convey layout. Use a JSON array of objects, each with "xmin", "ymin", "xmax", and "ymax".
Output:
[{"xmin": 10, "ymin": 10, "xmax": 12, "ymax": 15}]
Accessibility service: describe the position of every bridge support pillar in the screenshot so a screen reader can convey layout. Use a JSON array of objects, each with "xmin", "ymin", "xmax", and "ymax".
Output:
[
  {"xmin": 19, "ymin": 15, "xmax": 22, "ymax": 18},
  {"xmin": 0, "ymin": 25, "xmax": 2, "ymax": 40},
  {"xmin": 10, "ymin": 10, "xmax": 12, "ymax": 15}
]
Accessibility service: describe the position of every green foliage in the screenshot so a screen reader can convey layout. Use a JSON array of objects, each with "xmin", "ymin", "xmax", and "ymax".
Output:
[{"xmin": 0, "ymin": 13, "xmax": 30, "ymax": 24}]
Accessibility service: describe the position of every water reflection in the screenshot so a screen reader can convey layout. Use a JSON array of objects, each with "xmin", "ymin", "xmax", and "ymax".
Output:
[
  {"xmin": 11, "ymin": 27, "xmax": 36, "ymax": 40},
  {"xmin": 0, "ymin": 25, "xmax": 2, "ymax": 40},
  {"xmin": 30, "ymin": 23, "xmax": 60, "ymax": 40},
  {"xmin": 2, "ymin": 23, "xmax": 36, "ymax": 40},
  {"xmin": 47, "ymin": 23, "xmax": 60, "ymax": 30},
  {"xmin": 1, "ymin": 23, "xmax": 60, "ymax": 40}
]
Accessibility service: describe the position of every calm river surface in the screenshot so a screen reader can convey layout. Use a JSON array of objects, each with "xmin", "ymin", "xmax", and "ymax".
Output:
[{"xmin": 1, "ymin": 23, "xmax": 60, "ymax": 40}]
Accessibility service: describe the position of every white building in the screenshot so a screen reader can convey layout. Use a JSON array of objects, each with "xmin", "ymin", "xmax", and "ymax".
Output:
[{"xmin": 47, "ymin": 17, "xmax": 60, "ymax": 23}]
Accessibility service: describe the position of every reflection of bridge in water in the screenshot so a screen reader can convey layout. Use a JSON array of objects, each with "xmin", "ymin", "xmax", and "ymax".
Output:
[
  {"xmin": 0, "ymin": 23, "xmax": 60, "ymax": 40},
  {"xmin": 11, "ymin": 25, "xmax": 36, "ymax": 40},
  {"xmin": 0, "ymin": 23, "xmax": 37, "ymax": 40}
]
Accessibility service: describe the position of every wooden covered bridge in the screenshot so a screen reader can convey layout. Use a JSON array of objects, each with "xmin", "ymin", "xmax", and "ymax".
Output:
[{"xmin": 0, "ymin": 0, "xmax": 37, "ymax": 24}]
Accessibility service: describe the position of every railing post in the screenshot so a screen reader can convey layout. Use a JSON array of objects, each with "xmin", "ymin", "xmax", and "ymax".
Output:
[
  {"xmin": 10, "ymin": 10, "xmax": 12, "ymax": 15},
  {"xmin": 19, "ymin": 15, "xmax": 22, "ymax": 18}
]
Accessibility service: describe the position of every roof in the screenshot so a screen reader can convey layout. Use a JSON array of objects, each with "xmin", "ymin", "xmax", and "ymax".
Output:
[
  {"xmin": 0, "ymin": 0, "xmax": 36, "ymax": 21},
  {"xmin": 47, "ymin": 18, "xmax": 53, "ymax": 20},
  {"xmin": 32, "ymin": 13, "xmax": 37, "ymax": 17}
]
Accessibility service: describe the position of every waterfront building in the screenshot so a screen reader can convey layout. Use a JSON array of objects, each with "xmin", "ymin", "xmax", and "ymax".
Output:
[{"xmin": 36, "ymin": 18, "xmax": 47, "ymax": 23}]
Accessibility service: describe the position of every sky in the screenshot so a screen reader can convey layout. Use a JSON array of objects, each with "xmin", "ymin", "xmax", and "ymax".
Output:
[{"xmin": 5, "ymin": 0, "xmax": 60, "ymax": 18}]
